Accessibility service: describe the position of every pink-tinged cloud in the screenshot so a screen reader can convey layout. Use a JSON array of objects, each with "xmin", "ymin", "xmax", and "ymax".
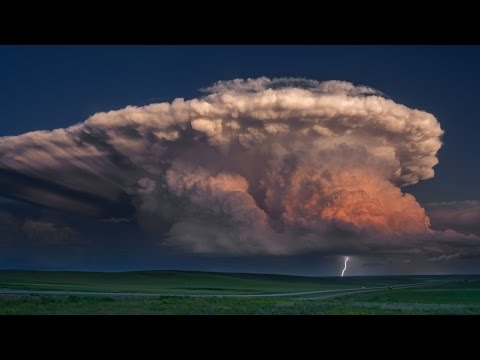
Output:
[{"xmin": 1, "ymin": 77, "xmax": 477, "ymax": 258}]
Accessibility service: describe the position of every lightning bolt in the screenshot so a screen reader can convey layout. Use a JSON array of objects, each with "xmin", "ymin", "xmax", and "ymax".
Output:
[{"xmin": 341, "ymin": 256, "xmax": 350, "ymax": 277}]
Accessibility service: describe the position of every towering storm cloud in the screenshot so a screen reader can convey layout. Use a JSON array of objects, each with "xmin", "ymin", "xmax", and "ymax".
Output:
[{"xmin": 2, "ymin": 77, "xmax": 474, "ymax": 257}]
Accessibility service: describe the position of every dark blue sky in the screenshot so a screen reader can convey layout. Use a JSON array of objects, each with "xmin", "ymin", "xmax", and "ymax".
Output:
[
  {"xmin": 2, "ymin": 45, "xmax": 479, "ymax": 203},
  {"xmin": 1, "ymin": 46, "xmax": 479, "ymax": 275}
]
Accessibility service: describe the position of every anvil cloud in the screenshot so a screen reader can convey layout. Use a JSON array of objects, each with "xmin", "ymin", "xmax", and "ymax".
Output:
[{"xmin": 0, "ymin": 77, "xmax": 475, "ymax": 258}]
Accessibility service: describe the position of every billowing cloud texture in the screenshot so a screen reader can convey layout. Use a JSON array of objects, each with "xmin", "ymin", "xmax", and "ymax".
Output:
[{"xmin": 0, "ymin": 77, "xmax": 477, "ymax": 259}]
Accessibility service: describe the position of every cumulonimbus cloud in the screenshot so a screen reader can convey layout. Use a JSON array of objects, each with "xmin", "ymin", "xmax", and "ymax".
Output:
[{"xmin": 0, "ymin": 77, "xmax": 477, "ymax": 258}]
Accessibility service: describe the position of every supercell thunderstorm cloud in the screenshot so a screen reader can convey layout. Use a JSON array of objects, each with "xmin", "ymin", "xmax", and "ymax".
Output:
[{"xmin": 0, "ymin": 77, "xmax": 479, "ymax": 264}]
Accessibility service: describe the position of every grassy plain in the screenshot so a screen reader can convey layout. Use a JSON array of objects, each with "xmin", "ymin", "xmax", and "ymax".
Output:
[
  {"xmin": 0, "ymin": 270, "xmax": 478, "ymax": 314},
  {"xmin": 0, "ymin": 270, "xmax": 433, "ymax": 294}
]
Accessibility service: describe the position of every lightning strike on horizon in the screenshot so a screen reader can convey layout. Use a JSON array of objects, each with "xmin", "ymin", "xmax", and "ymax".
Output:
[{"xmin": 341, "ymin": 256, "xmax": 350, "ymax": 277}]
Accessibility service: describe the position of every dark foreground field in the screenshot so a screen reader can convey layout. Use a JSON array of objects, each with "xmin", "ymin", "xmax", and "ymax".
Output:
[{"xmin": 0, "ymin": 270, "xmax": 479, "ymax": 314}]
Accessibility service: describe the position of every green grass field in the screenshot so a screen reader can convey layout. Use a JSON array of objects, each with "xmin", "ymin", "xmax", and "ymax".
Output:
[
  {"xmin": 0, "ymin": 270, "xmax": 436, "ymax": 294},
  {"xmin": 0, "ymin": 270, "xmax": 479, "ymax": 314}
]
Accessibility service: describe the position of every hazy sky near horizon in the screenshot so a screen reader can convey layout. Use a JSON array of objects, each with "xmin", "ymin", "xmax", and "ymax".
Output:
[{"xmin": 1, "ymin": 45, "xmax": 479, "ymax": 275}]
